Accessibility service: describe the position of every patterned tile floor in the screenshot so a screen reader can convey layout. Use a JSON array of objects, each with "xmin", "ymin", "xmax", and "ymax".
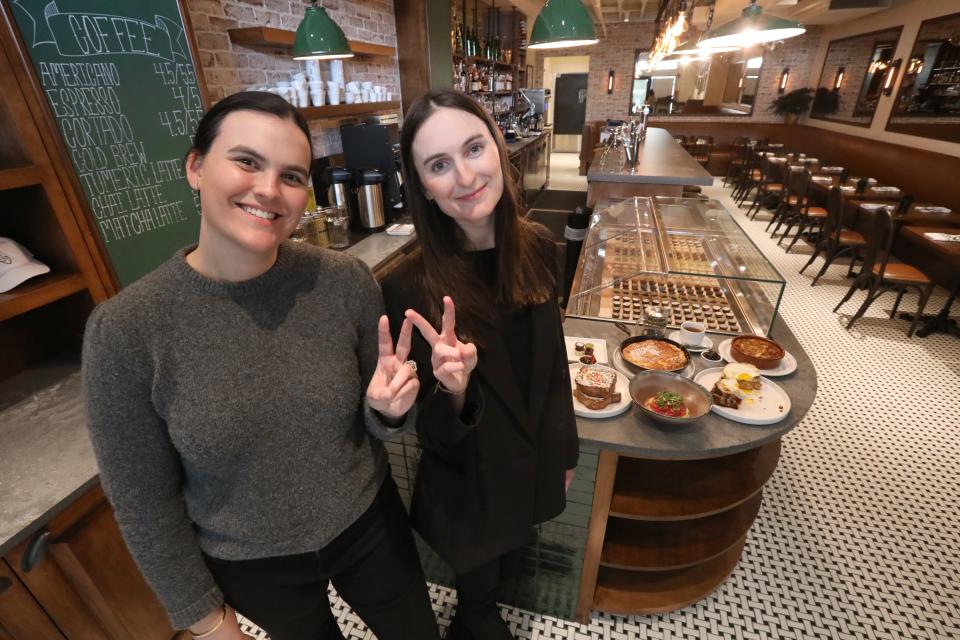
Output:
[{"xmin": 239, "ymin": 182, "xmax": 960, "ymax": 639}]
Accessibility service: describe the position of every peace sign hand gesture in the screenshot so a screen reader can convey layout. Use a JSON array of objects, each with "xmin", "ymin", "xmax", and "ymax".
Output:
[
  {"xmin": 366, "ymin": 316, "xmax": 420, "ymax": 419},
  {"xmin": 405, "ymin": 296, "xmax": 478, "ymax": 395}
]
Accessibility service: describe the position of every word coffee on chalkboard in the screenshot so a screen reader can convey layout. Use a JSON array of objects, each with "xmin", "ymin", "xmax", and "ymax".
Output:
[{"xmin": 11, "ymin": 0, "xmax": 206, "ymax": 287}]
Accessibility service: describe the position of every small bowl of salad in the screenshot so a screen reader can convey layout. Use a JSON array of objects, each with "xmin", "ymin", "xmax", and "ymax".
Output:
[{"xmin": 629, "ymin": 370, "xmax": 713, "ymax": 425}]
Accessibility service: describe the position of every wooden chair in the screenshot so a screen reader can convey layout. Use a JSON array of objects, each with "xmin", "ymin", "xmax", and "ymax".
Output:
[
  {"xmin": 733, "ymin": 150, "xmax": 761, "ymax": 204},
  {"xmin": 800, "ymin": 186, "xmax": 866, "ymax": 286},
  {"xmin": 723, "ymin": 138, "xmax": 750, "ymax": 188},
  {"xmin": 687, "ymin": 136, "xmax": 713, "ymax": 169},
  {"xmin": 777, "ymin": 168, "xmax": 829, "ymax": 252},
  {"xmin": 745, "ymin": 154, "xmax": 784, "ymax": 217},
  {"xmin": 833, "ymin": 207, "xmax": 934, "ymax": 337}
]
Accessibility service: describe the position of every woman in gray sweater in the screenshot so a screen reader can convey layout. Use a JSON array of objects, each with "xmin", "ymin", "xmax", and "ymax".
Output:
[{"xmin": 82, "ymin": 92, "xmax": 440, "ymax": 640}]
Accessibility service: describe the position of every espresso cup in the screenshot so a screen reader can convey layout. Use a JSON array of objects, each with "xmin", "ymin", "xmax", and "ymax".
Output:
[{"xmin": 679, "ymin": 320, "xmax": 706, "ymax": 345}]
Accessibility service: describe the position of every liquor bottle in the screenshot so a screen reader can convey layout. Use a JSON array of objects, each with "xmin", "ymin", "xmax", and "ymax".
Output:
[{"xmin": 454, "ymin": 22, "xmax": 464, "ymax": 56}]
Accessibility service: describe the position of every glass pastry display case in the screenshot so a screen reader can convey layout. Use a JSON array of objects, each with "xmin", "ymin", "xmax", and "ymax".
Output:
[{"xmin": 567, "ymin": 197, "xmax": 786, "ymax": 337}]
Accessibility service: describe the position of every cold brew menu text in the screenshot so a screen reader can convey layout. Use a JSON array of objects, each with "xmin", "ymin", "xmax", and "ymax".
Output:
[{"xmin": 11, "ymin": 0, "xmax": 205, "ymax": 286}]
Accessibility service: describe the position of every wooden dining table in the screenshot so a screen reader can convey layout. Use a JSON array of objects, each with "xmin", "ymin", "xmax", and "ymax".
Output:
[{"xmin": 898, "ymin": 226, "xmax": 960, "ymax": 338}]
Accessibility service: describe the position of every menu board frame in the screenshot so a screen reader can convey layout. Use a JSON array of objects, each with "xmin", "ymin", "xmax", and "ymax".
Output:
[{"xmin": 4, "ymin": 0, "xmax": 211, "ymax": 290}]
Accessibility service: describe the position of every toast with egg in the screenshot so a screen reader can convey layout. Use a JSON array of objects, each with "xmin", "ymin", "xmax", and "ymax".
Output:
[{"xmin": 710, "ymin": 363, "xmax": 761, "ymax": 410}]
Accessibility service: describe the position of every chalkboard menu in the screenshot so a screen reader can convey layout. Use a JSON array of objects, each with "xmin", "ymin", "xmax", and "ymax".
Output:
[{"xmin": 10, "ymin": 0, "xmax": 206, "ymax": 287}]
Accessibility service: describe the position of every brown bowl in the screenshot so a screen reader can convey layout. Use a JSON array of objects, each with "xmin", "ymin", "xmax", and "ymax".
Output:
[
  {"xmin": 629, "ymin": 370, "xmax": 712, "ymax": 425},
  {"xmin": 730, "ymin": 335, "xmax": 785, "ymax": 370}
]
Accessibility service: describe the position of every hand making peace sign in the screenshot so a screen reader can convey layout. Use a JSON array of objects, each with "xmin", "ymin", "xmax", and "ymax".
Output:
[
  {"xmin": 366, "ymin": 315, "xmax": 420, "ymax": 419},
  {"xmin": 405, "ymin": 296, "xmax": 478, "ymax": 395}
]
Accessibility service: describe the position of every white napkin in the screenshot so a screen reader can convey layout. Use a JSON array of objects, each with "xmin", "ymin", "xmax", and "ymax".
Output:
[
  {"xmin": 915, "ymin": 206, "xmax": 952, "ymax": 214},
  {"xmin": 812, "ymin": 176, "xmax": 833, "ymax": 183},
  {"xmin": 870, "ymin": 186, "xmax": 900, "ymax": 192},
  {"xmin": 860, "ymin": 203, "xmax": 893, "ymax": 211},
  {"xmin": 821, "ymin": 166, "xmax": 844, "ymax": 172},
  {"xmin": 840, "ymin": 186, "xmax": 856, "ymax": 192}
]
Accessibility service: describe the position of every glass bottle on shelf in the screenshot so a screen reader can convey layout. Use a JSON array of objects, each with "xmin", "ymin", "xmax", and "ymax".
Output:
[{"xmin": 454, "ymin": 22, "xmax": 464, "ymax": 56}]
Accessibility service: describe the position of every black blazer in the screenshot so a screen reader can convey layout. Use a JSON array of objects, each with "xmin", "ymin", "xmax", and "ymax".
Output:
[{"xmin": 381, "ymin": 242, "xmax": 579, "ymax": 574}]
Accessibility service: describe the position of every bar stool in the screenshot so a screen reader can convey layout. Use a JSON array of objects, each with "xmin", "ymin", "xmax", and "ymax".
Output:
[
  {"xmin": 833, "ymin": 208, "xmax": 934, "ymax": 337},
  {"xmin": 800, "ymin": 186, "xmax": 866, "ymax": 286}
]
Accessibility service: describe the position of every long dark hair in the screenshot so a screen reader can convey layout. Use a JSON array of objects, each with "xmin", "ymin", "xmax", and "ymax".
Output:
[
  {"xmin": 399, "ymin": 89, "xmax": 554, "ymax": 343},
  {"xmin": 188, "ymin": 91, "xmax": 313, "ymax": 158}
]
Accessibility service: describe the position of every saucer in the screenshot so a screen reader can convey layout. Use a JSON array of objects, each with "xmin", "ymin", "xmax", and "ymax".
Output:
[{"xmin": 668, "ymin": 330, "xmax": 713, "ymax": 352}]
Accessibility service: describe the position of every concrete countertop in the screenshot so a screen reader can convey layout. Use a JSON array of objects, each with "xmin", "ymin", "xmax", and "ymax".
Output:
[
  {"xmin": 0, "ymin": 231, "xmax": 419, "ymax": 558},
  {"xmin": 588, "ymin": 127, "xmax": 714, "ymax": 187},
  {"xmin": 565, "ymin": 316, "xmax": 816, "ymax": 460}
]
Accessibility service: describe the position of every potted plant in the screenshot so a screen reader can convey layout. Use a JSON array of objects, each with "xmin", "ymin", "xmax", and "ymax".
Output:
[
  {"xmin": 770, "ymin": 88, "xmax": 813, "ymax": 125},
  {"xmin": 812, "ymin": 87, "xmax": 841, "ymax": 117}
]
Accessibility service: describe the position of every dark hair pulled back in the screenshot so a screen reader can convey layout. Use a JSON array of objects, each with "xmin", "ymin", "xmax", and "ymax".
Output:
[{"xmin": 188, "ymin": 91, "xmax": 313, "ymax": 158}]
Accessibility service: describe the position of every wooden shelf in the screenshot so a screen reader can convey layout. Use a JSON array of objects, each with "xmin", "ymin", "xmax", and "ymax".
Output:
[
  {"xmin": 0, "ymin": 273, "xmax": 86, "ymax": 321},
  {"xmin": 297, "ymin": 101, "xmax": 400, "ymax": 120},
  {"xmin": 609, "ymin": 440, "xmax": 780, "ymax": 521},
  {"xmin": 600, "ymin": 492, "xmax": 763, "ymax": 571},
  {"xmin": 593, "ymin": 536, "xmax": 746, "ymax": 615},
  {"xmin": 227, "ymin": 27, "xmax": 395, "ymax": 58},
  {"xmin": 0, "ymin": 165, "xmax": 43, "ymax": 190}
]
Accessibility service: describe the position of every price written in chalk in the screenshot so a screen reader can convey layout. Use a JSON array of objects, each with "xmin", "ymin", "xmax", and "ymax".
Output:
[
  {"xmin": 152, "ymin": 61, "xmax": 197, "ymax": 86},
  {"xmin": 158, "ymin": 108, "xmax": 203, "ymax": 137}
]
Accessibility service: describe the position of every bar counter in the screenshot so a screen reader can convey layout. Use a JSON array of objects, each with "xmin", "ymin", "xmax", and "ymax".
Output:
[{"xmin": 587, "ymin": 128, "xmax": 713, "ymax": 203}]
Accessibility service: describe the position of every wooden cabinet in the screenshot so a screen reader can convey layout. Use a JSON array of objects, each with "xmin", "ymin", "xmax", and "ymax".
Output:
[
  {"xmin": 2, "ymin": 486, "xmax": 181, "ymax": 640},
  {"xmin": 0, "ymin": 561, "xmax": 66, "ymax": 640},
  {"xmin": 0, "ymin": 6, "xmax": 112, "ymax": 383}
]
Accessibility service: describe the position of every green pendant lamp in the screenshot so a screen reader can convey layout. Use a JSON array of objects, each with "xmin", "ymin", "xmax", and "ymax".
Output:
[
  {"xmin": 698, "ymin": 0, "xmax": 804, "ymax": 50},
  {"xmin": 293, "ymin": 1, "xmax": 354, "ymax": 60},
  {"xmin": 528, "ymin": 0, "xmax": 599, "ymax": 50}
]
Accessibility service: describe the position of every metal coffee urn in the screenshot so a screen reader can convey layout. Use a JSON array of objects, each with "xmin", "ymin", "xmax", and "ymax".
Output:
[
  {"xmin": 323, "ymin": 167, "xmax": 354, "ymax": 217},
  {"xmin": 354, "ymin": 168, "xmax": 386, "ymax": 230}
]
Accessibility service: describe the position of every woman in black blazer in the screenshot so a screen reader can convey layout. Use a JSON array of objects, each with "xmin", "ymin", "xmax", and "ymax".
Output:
[{"xmin": 381, "ymin": 89, "xmax": 579, "ymax": 640}]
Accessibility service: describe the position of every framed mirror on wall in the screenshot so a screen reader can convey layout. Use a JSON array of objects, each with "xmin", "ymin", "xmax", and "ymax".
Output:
[
  {"xmin": 887, "ymin": 12, "xmax": 960, "ymax": 143},
  {"xmin": 628, "ymin": 47, "xmax": 764, "ymax": 117},
  {"xmin": 810, "ymin": 27, "xmax": 903, "ymax": 127}
]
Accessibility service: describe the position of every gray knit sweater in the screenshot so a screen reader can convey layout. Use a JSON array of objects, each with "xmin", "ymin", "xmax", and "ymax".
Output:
[{"xmin": 81, "ymin": 242, "xmax": 414, "ymax": 629}]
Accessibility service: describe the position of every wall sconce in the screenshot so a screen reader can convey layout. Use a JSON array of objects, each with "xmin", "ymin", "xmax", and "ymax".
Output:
[
  {"xmin": 738, "ymin": 75, "xmax": 744, "ymax": 89},
  {"xmin": 607, "ymin": 69, "xmax": 615, "ymax": 94},
  {"xmin": 779, "ymin": 67, "xmax": 790, "ymax": 94},
  {"xmin": 834, "ymin": 66, "xmax": 845, "ymax": 90},
  {"xmin": 883, "ymin": 58, "xmax": 902, "ymax": 96}
]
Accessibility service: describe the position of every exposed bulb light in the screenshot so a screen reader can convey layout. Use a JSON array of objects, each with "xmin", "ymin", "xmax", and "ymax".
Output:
[
  {"xmin": 834, "ymin": 66, "xmax": 845, "ymax": 90},
  {"xmin": 607, "ymin": 69, "xmax": 615, "ymax": 93},
  {"xmin": 698, "ymin": 1, "xmax": 805, "ymax": 50},
  {"xmin": 779, "ymin": 67, "xmax": 790, "ymax": 93}
]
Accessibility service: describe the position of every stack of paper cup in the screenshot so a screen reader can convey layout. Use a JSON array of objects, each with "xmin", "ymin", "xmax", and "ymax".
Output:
[
  {"xmin": 330, "ymin": 60, "xmax": 345, "ymax": 91},
  {"xmin": 305, "ymin": 59, "xmax": 321, "ymax": 83},
  {"xmin": 292, "ymin": 73, "xmax": 309, "ymax": 108},
  {"xmin": 326, "ymin": 80, "xmax": 341, "ymax": 105}
]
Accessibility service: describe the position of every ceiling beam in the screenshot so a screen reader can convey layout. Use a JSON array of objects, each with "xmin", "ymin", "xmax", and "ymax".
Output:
[
  {"xmin": 617, "ymin": 0, "xmax": 625, "ymax": 22},
  {"xmin": 592, "ymin": 0, "xmax": 608, "ymax": 36}
]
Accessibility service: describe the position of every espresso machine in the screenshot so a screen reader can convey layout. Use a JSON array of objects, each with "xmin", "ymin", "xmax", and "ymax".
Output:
[{"xmin": 340, "ymin": 121, "xmax": 403, "ymax": 228}]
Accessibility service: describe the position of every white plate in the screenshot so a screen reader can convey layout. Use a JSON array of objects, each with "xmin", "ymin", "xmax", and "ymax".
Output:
[
  {"xmin": 611, "ymin": 347, "xmax": 696, "ymax": 380},
  {"xmin": 668, "ymin": 330, "xmax": 713, "ymax": 352},
  {"xmin": 569, "ymin": 363, "xmax": 632, "ymax": 418},
  {"xmin": 716, "ymin": 338, "xmax": 798, "ymax": 376},
  {"xmin": 565, "ymin": 336, "xmax": 609, "ymax": 365},
  {"xmin": 694, "ymin": 368, "xmax": 791, "ymax": 425}
]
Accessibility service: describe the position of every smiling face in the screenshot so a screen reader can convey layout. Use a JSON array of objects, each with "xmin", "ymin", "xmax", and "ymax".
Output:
[
  {"xmin": 410, "ymin": 106, "xmax": 503, "ymax": 246},
  {"xmin": 186, "ymin": 110, "xmax": 311, "ymax": 264}
]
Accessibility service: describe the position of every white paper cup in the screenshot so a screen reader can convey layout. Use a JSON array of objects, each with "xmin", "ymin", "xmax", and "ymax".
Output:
[{"xmin": 679, "ymin": 320, "xmax": 706, "ymax": 345}]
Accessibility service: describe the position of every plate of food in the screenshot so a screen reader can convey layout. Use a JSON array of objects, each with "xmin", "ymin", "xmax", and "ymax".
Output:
[
  {"xmin": 569, "ymin": 363, "xmax": 631, "ymax": 418},
  {"xmin": 618, "ymin": 335, "xmax": 690, "ymax": 373},
  {"xmin": 565, "ymin": 336, "xmax": 609, "ymax": 365},
  {"xmin": 717, "ymin": 336, "xmax": 797, "ymax": 376},
  {"xmin": 628, "ymin": 370, "xmax": 712, "ymax": 425},
  {"xmin": 694, "ymin": 363, "xmax": 790, "ymax": 425}
]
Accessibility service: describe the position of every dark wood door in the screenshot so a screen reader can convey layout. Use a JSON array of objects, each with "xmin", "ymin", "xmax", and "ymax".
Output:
[
  {"xmin": 554, "ymin": 73, "xmax": 588, "ymax": 135},
  {"xmin": 0, "ymin": 560, "xmax": 65, "ymax": 640},
  {"xmin": 7, "ymin": 486, "xmax": 178, "ymax": 640}
]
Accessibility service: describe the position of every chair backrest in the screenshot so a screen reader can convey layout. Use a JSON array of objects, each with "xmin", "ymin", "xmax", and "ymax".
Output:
[
  {"xmin": 786, "ymin": 168, "xmax": 812, "ymax": 207},
  {"xmin": 823, "ymin": 186, "xmax": 844, "ymax": 246},
  {"xmin": 859, "ymin": 206, "xmax": 896, "ymax": 278}
]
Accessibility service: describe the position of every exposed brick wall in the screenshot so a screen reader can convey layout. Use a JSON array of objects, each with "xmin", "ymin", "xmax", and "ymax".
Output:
[
  {"xmin": 533, "ymin": 22, "xmax": 823, "ymax": 126},
  {"xmin": 186, "ymin": 0, "xmax": 401, "ymax": 156}
]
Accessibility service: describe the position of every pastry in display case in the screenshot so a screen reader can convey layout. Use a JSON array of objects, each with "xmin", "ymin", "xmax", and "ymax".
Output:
[{"xmin": 567, "ymin": 197, "xmax": 786, "ymax": 337}]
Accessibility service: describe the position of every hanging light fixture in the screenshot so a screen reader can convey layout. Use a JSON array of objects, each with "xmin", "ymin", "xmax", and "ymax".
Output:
[
  {"xmin": 293, "ymin": 1, "xmax": 354, "ymax": 60},
  {"xmin": 697, "ymin": 0, "xmax": 805, "ymax": 50},
  {"xmin": 668, "ymin": 37, "xmax": 740, "ymax": 56},
  {"xmin": 528, "ymin": 0, "xmax": 599, "ymax": 50}
]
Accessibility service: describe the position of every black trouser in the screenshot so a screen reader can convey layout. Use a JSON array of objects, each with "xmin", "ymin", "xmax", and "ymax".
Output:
[
  {"xmin": 204, "ymin": 476, "xmax": 440, "ymax": 640},
  {"xmin": 449, "ymin": 548, "xmax": 524, "ymax": 640}
]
